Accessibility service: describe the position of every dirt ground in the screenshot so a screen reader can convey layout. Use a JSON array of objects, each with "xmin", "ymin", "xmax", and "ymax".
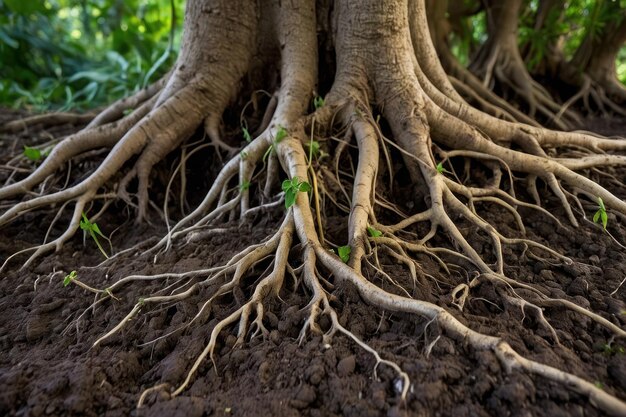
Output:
[{"xmin": 0, "ymin": 109, "xmax": 625, "ymax": 417}]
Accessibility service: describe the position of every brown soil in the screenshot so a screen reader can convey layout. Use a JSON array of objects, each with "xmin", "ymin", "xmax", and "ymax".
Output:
[{"xmin": 0, "ymin": 110, "xmax": 625, "ymax": 417}]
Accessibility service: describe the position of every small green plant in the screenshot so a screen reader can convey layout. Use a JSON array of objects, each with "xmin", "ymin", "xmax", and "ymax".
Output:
[
  {"xmin": 63, "ymin": 270, "xmax": 77, "ymax": 287},
  {"xmin": 436, "ymin": 162, "xmax": 450, "ymax": 175},
  {"xmin": 313, "ymin": 96, "xmax": 325, "ymax": 110},
  {"xmin": 239, "ymin": 181, "xmax": 251, "ymax": 192},
  {"xmin": 242, "ymin": 126, "xmax": 252, "ymax": 143},
  {"xmin": 274, "ymin": 125, "xmax": 287, "ymax": 143},
  {"xmin": 23, "ymin": 146, "xmax": 42, "ymax": 162},
  {"xmin": 367, "ymin": 226, "xmax": 383, "ymax": 238},
  {"xmin": 594, "ymin": 381, "xmax": 603, "ymax": 389},
  {"xmin": 601, "ymin": 343, "xmax": 625, "ymax": 355},
  {"xmin": 593, "ymin": 197, "xmax": 608, "ymax": 229},
  {"xmin": 240, "ymin": 150, "xmax": 249, "ymax": 160},
  {"xmin": 263, "ymin": 125, "xmax": 289, "ymax": 162},
  {"xmin": 310, "ymin": 140, "xmax": 320, "ymax": 157},
  {"xmin": 281, "ymin": 176, "xmax": 311, "ymax": 209},
  {"xmin": 337, "ymin": 245, "xmax": 351, "ymax": 263},
  {"xmin": 80, "ymin": 212, "xmax": 109, "ymax": 258}
]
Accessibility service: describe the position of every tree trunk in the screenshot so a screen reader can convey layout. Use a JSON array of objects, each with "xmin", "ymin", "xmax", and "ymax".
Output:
[{"xmin": 467, "ymin": 0, "xmax": 576, "ymax": 127}]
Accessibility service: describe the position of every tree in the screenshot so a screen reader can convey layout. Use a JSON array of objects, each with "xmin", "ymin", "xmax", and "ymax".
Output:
[
  {"xmin": 1, "ymin": 0, "xmax": 626, "ymax": 414},
  {"xmin": 530, "ymin": 0, "xmax": 626, "ymax": 116}
]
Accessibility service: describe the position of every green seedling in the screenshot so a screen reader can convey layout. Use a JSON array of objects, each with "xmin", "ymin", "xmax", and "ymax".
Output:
[
  {"xmin": 281, "ymin": 176, "xmax": 311, "ymax": 209},
  {"xmin": 337, "ymin": 245, "xmax": 351, "ymax": 263},
  {"xmin": 593, "ymin": 197, "xmax": 608, "ymax": 230},
  {"xmin": 80, "ymin": 212, "xmax": 109, "ymax": 258},
  {"xmin": 310, "ymin": 140, "xmax": 320, "ymax": 157},
  {"xmin": 242, "ymin": 126, "xmax": 252, "ymax": 143},
  {"xmin": 274, "ymin": 125, "xmax": 287, "ymax": 143},
  {"xmin": 601, "ymin": 343, "xmax": 625, "ymax": 355},
  {"xmin": 367, "ymin": 226, "xmax": 383, "ymax": 238},
  {"xmin": 594, "ymin": 381, "xmax": 603, "ymax": 389},
  {"xmin": 239, "ymin": 181, "xmax": 251, "ymax": 192},
  {"xmin": 313, "ymin": 96, "xmax": 325, "ymax": 110},
  {"xmin": 436, "ymin": 162, "xmax": 450, "ymax": 175},
  {"xmin": 263, "ymin": 125, "xmax": 289, "ymax": 162},
  {"xmin": 240, "ymin": 150, "xmax": 249, "ymax": 160},
  {"xmin": 23, "ymin": 146, "xmax": 42, "ymax": 162},
  {"xmin": 63, "ymin": 270, "xmax": 77, "ymax": 287}
]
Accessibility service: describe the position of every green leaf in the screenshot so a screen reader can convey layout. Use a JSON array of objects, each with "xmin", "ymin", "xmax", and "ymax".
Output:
[
  {"xmin": 92, "ymin": 222, "xmax": 104, "ymax": 237},
  {"xmin": 274, "ymin": 125, "xmax": 287, "ymax": 143},
  {"xmin": 598, "ymin": 197, "xmax": 606, "ymax": 211},
  {"xmin": 313, "ymin": 96, "xmax": 324, "ymax": 110},
  {"xmin": 436, "ymin": 162, "xmax": 449, "ymax": 174},
  {"xmin": 367, "ymin": 226, "xmax": 382, "ymax": 237},
  {"xmin": 282, "ymin": 179, "xmax": 293, "ymax": 192},
  {"xmin": 5, "ymin": 0, "xmax": 46, "ymax": 15},
  {"xmin": 337, "ymin": 245, "xmax": 351, "ymax": 263},
  {"xmin": 23, "ymin": 146, "xmax": 42, "ymax": 162},
  {"xmin": 240, "ymin": 181, "xmax": 251, "ymax": 192},
  {"xmin": 298, "ymin": 181, "xmax": 312, "ymax": 193},
  {"xmin": 63, "ymin": 270, "xmax": 77, "ymax": 287},
  {"xmin": 601, "ymin": 211, "xmax": 608, "ymax": 229},
  {"xmin": 593, "ymin": 210, "xmax": 601, "ymax": 224},
  {"xmin": 242, "ymin": 126, "xmax": 251, "ymax": 143},
  {"xmin": 309, "ymin": 140, "xmax": 320, "ymax": 157},
  {"xmin": 285, "ymin": 189, "xmax": 297, "ymax": 209}
]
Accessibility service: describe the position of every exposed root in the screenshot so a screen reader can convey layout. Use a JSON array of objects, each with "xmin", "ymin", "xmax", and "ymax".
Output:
[{"xmin": 2, "ymin": 0, "xmax": 626, "ymax": 415}]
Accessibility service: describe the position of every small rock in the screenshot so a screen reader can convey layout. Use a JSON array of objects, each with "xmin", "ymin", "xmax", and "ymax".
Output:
[
  {"xmin": 372, "ymin": 389, "xmax": 386, "ymax": 410},
  {"xmin": 337, "ymin": 355, "xmax": 356, "ymax": 376}
]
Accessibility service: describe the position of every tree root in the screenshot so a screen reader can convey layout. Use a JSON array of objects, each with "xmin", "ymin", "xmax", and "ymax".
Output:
[{"xmin": 1, "ymin": 0, "xmax": 625, "ymax": 415}]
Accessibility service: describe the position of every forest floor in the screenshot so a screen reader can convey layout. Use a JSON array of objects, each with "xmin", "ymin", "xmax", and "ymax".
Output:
[{"xmin": 0, "ymin": 108, "xmax": 625, "ymax": 417}]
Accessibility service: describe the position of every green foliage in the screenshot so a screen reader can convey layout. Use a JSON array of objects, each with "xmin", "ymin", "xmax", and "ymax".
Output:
[
  {"xmin": 80, "ymin": 212, "xmax": 109, "ymax": 258},
  {"xmin": 0, "ymin": 0, "xmax": 183, "ymax": 110},
  {"xmin": 274, "ymin": 125, "xmax": 287, "ymax": 143},
  {"xmin": 313, "ymin": 95, "xmax": 325, "ymax": 110},
  {"xmin": 436, "ymin": 162, "xmax": 450, "ymax": 175},
  {"xmin": 242, "ymin": 126, "xmax": 252, "ymax": 143},
  {"xmin": 593, "ymin": 197, "xmax": 608, "ymax": 230},
  {"xmin": 367, "ymin": 226, "xmax": 382, "ymax": 238},
  {"xmin": 239, "ymin": 181, "xmax": 251, "ymax": 192},
  {"xmin": 23, "ymin": 146, "xmax": 42, "ymax": 162},
  {"xmin": 601, "ymin": 343, "xmax": 625, "ymax": 355},
  {"xmin": 281, "ymin": 176, "xmax": 311, "ymax": 209},
  {"xmin": 337, "ymin": 245, "xmax": 351, "ymax": 263},
  {"xmin": 63, "ymin": 270, "xmax": 77, "ymax": 286}
]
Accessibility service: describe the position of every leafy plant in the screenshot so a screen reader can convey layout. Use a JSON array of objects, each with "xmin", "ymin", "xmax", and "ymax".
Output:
[
  {"xmin": 23, "ymin": 146, "xmax": 42, "ymax": 162},
  {"xmin": 80, "ymin": 212, "xmax": 109, "ymax": 258},
  {"xmin": 274, "ymin": 125, "xmax": 287, "ymax": 143},
  {"xmin": 593, "ymin": 197, "xmax": 608, "ymax": 229},
  {"xmin": 63, "ymin": 270, "xmax": 77, "ymax": 287},
  {"xmin": 313, "ymin": 95, "xmax": 324, "ymax": 110},
  {"xmin": 601, "ymin": 343, "xmax": 625, "ymax": 355},
  {"xmin": 263, "ymin": 125, "xmax": 289, "ymax": 162},
  {"xmin": 367, "ymin": 226, "xmax": 382, "ymax": 238},
  {"xmin": 239, "ymin": 181, "xmax": 251, "ymax": 192},
  {"xmin": 242, "ymin": 126, "xmax": 252, "ymax": 143},
  {"xmin": 281, "ymin": 176, "xmax": 311, "ymax": 209},
  {"xmin": 436, "ymin": 162, "xmax": 450, "ymax": 175},
  {"xmin": 337, "ymin": 245, "xmax": 351, "ymax": 263}
]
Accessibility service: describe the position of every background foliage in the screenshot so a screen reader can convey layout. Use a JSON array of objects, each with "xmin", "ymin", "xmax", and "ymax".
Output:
[
  {"xmin": 0, "ymin": 0, "xmax": 624, "ymax": 111},
  {"xmin": 0, "ymin": 0, "xmax": 182, "ymax": 110}
]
